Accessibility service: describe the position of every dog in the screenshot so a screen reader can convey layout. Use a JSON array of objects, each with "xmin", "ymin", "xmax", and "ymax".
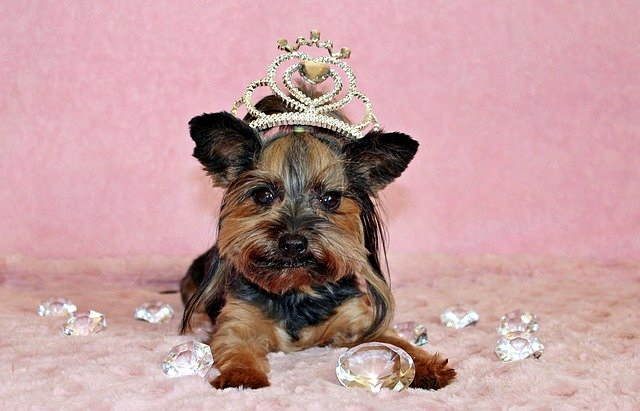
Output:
[{"xmin": 178, "ymin": 94, "xmax": 456, "ymax": 390}]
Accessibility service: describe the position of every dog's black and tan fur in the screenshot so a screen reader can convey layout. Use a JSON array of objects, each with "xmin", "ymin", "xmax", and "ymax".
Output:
[{"xmin": 180, "ymin": 96, "xmax": 455, "ymax": 390}]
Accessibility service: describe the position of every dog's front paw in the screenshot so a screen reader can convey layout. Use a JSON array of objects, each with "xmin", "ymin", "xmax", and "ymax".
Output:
[
  {"xmin": 410, "ymin": 354, "xmax": 456, "ymax": 390},
  {"xmin": 211, "ymin": 368, "xmax": 270, "ymax": 390}
]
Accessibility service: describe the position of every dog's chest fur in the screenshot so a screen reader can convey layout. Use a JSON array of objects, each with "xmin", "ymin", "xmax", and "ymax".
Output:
[{"xmin": 231, "ymin": 275, "xmax": 362, "ymax": 341}]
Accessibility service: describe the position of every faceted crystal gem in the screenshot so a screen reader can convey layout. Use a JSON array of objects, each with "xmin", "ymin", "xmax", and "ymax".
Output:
[
  {"xmin": 495, "ymin": 331, "xmax": 544, "ymax": 362},
  {"xmin": 393, "ymin": 321, "xmax": 429, "ymax": 346},
  {"xmin": 161, "ymin": 341, "xmax": 214, "ymax": 378},
  {"xmin": 336, "ymin": 342, "xmax": 415, "ymax": 392},
  {"xmin": 62, "ymin": 310, "xmax": 107, "ymax": 336},
  {"xmin": 339, "ymin": 47, "xmax": 351, "ymax": 59},
  {"xmin": 497, "ymin": 309, "xmax": 539, "ymax": 335},
  {"xmin": 134, "ymin": 301, "xmax": 174, "ymax": 324},
  {"xmin": 440, "ymin": 305, "xmax": 480, "ymax": 329},
  {"xmin": 37, "ymin": 297, "xmax": 77, "ymax": 317}
]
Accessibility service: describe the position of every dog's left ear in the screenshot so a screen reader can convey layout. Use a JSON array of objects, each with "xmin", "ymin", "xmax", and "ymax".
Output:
[
  {"xmin": 189, "ymin": 112, "xmax": 262, "ymax": 188},
  {"xmin": 343, "ymin": 130, "xmax": 419, "ymax": 193}
]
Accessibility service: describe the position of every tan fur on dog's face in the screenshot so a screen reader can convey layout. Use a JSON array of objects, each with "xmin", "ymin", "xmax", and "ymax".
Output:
[{"xmin": 217, "ymin": 132, "xmax": 368, "ymax": 294}]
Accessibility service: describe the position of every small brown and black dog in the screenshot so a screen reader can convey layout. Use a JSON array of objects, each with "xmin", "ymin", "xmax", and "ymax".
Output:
[{"xmin": 179, "ymin": 96, "xmax": 455, "ymax": 390}]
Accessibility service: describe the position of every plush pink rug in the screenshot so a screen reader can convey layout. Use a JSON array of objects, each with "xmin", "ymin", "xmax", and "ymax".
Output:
[{"xmin": 1, "ymin": 255, "xmax": 639, "ymax": 410}]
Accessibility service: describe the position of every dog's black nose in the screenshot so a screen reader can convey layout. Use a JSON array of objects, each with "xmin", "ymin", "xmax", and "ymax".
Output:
[{"xmin": 278, "ymin": 234, "xmax": 308, "ymax": 257}]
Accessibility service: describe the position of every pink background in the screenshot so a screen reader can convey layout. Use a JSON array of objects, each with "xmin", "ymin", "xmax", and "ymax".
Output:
[{"xmin": 1, "ymin": 1, "xmax": 639, "ymax": 260}]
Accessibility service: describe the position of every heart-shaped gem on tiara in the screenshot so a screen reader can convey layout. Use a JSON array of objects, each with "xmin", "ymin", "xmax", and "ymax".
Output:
[
  {"xmin": 300, "ymin": 60, "xmax": 330, "ymax": 84},
  {"xmin": 267, "ymin": 53, "xmax": 355, "ymax": 114},
  {"xmin": 284, "ymin": 63, "xmax": 342, "ymax": 108}
]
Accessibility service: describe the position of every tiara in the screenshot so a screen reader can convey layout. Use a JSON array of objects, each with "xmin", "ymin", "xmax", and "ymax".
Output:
[{"xmin": 230, "ymin": 30, "xmax": 380, "ymax": 140}]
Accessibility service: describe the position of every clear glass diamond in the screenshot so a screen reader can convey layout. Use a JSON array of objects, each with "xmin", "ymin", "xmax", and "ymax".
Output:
[
  {"xmin": 440, "ymin": 305, "xmax": 479, "ymax": 329},
  {"xmin": 336, "ymin": 342, "xmax": 415, "ymax": 392},
  {"xmin": 161, "ymin": 341, "xmax": 214, "ymax": 378},
  {"xmin": 497, "ymin": 309, "xmax": 539, "ymax": 335},
  {"xmin": 37, "ymin": 297, "xmax": 77, "ymax": 317},
  {"xmin": 62, "ymin": 310, "xmax": 107, "ymax": 336},
  {"xmin": 393, "ymin": 321, "xmax": 429, "ymax": 346},
  {"xmin": 134, "ymin": 301, "xmax": 174, "ymax": 324},
  {"xmin": 495, "ymin": 331, "xmax": 544, "ymax": 362}
]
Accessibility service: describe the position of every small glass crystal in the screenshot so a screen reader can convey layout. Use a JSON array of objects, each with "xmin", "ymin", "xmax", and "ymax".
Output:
[
  {"xmin": 497, "ymin": 309, "xmax": 539, "ymax": 335},
  {"xmin": 336, "ymin": 342, "xmax": 415, "ymax": 392},
  {"xmin": 393, "ymin": 321, "xmax": 429, "ymax": 346},
  {"xmin": 495, "ymin": 331, "xmax": 544, "ymax": 362},
  {"xmin": 62, "ymin": 310, "xmax": 107, "ymax": 336},
  {"xmin": 161, "ymin": 341, "xmax": 214, "ymax": 378},
  {"xmin": 37, "ymin": 297, "xmax": 77, "ymax": 317},
  {"xmin": 440, "ymin": 305, "xmax": 479, "ymax": 329},
  {"xmin": 134, "ymin": 301, "xmax": 174, "ymax": 324}
]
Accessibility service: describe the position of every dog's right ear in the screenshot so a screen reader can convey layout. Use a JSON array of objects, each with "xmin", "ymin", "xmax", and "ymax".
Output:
[{"xmin": 189, "ymin": 112, "xmax": 262, "ymax": 187}]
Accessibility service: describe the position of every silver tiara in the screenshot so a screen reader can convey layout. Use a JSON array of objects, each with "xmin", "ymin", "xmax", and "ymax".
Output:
[{"xmin": 230, "ymin": 30, "xmax": 380, "ymax": 140}]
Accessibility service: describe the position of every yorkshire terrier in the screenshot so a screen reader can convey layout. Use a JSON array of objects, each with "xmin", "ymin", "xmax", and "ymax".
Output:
[{"xmin": 179, "ymin": 32, "xmax": 455, "ymax": 391}]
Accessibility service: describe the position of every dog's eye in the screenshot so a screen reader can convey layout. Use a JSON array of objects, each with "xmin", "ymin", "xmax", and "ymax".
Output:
[
  {"xmin": 252, "ymin": 188, "xmax": 275, "ymax": 206},
  {"xmin": 320, "ymin": 191, "xmax": 341, "ymax": 211}
]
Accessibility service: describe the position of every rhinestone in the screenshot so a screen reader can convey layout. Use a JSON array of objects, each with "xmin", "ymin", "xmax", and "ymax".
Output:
[
  {"xmin": 134, "ymin": 301, "xmax": 174, "ymax": 324},
  {"xmin": 161, "ymin": 341, "xmax": 214, "ymax": 378},
  {"xmin": 495, "ymin": 331, "xmax": 544, "ymax": 362},
  {"xmin": 497, "ymin": 310, "xmax": 539, "ymax": 335},
  {"xmin": 336, "ymin": 342, "xmax": 415, "ymax": 392},
  {"xmin": 440, "ymin": 305, "xmax": 479, "ymax": 329},
  {"xmin": 276, "ymin": 39, "xmax": 291, "ymax": 52},
  {"xmin": 37, "ymin": 297, "xmax": 77, "ymax": 317},
  {"xmin": 62, "ymin": 310, "xmax": 107, "ymax": 336},
  {"xmin": 393, "ymin": 321, "xmax": 429, "ymax": 346}
]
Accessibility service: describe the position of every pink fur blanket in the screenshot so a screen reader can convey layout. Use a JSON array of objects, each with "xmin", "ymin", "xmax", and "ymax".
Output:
[{"xmin": 1, "ymin": 255, "xmax": 638, "ymax": 410}]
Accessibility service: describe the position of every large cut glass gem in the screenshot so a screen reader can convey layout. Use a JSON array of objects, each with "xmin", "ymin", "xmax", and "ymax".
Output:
[
  {"xmin": 62, "ymin": 310, "xmax": 107, "ymax": 336},
  {"xmin": 37, "ymin": 297, "xmax": 77, "ymax": 317},
  {"xmin": 161, "ymin": 341, "xmax": 214, "ymax": 378},
  {"xmin": 134, "ymin": 301, "xmax": 174, "ymax": 324},
  {"xmin": 495, "ymin": 331, "xmax": 544, "ymax": 362},
  {"xmin": 497, "ymin": 309, "xmax": 539, "ymax": 335},
  {"xmin": 440, "ymin": 305, "xmax": 480, "ymax": 329},
  {"xmin": 336, "ymin": 342, "xmax": 415, "ymax": 392},
  {"xmin": 393, "ymin": 321, "xmax": 429, "ymax": 346}
]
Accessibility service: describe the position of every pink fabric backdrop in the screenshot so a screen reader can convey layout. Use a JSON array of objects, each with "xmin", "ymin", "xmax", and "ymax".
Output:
[{"xmin": 1, "ymin": 1, "xmax": 639, "ymax": 260}]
